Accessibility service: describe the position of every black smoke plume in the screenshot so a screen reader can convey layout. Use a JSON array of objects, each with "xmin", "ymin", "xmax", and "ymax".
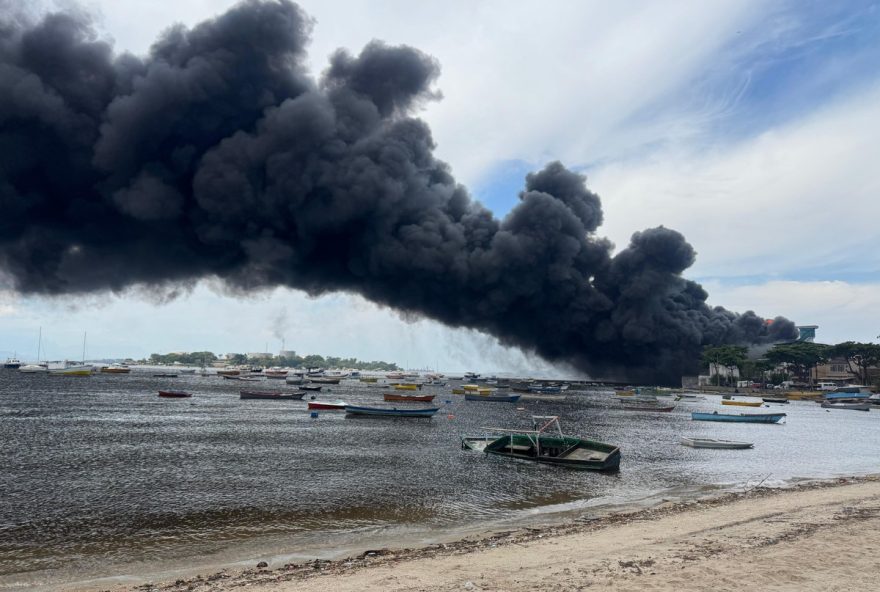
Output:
[{"xmin": 0, "ymin": 0, "xmax": 796, "ymax": 383}]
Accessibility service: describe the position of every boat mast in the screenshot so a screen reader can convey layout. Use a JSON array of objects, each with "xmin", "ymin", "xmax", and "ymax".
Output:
[
  {"xmin": 36, "ymin": 327, "xmax": 42, "ymax": 364},
  {"xmin": 82, "ymin": 332, "xmax": 87, "ymax": 364}
]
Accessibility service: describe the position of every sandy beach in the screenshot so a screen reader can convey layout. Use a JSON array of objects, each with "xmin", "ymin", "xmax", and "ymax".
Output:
[{"xmin": 94, "ymin": 475, "xmax": 880, "ymax": 592}]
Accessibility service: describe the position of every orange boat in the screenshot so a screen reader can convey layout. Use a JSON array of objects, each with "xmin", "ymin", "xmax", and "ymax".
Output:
[{"xmin": 384, "ymin": 393, "xmax": 436, "ymax": 402}]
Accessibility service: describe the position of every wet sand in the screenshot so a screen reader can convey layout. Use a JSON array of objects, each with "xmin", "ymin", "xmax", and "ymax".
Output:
[{"xmin": 92, "ymin": 475, "xmax": 880, "ymax": 592}]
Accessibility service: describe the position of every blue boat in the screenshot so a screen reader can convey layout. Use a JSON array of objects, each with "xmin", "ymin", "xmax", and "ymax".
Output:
[
  {"xmin": 692, "ymin": 411, "xmax": 786, "ymax": 424},
  {"xmin": 465, "ymin": 393, "xmax": 521, "ymax": 403},
  {"xmin": 345, "ymin": 405, "xmax": 440, "ymax": 418}
]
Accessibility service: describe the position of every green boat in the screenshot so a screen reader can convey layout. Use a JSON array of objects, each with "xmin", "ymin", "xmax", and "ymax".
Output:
[{"xmin": 462, "ymin": 416, "xmax": 620, "ymax": 472}]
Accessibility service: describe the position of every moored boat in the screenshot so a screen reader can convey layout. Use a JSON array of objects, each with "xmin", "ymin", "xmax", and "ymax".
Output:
[
  {"xmin": 621, "ymin": 403, "xmax": 675, "ymax": 412},
  {"xmin": 158, "ymin": 390, "xmax": 192, "ymax": 398},
  {"xmin": 463, "ymin": 416, "xmax": 620, "ymax": 471},
  {"xmin": 464, "ymin": 393, "xmax": 521, "ymax": 403},
  {"xmin": 49, "ymin": 365, "xmax": 93, "ymax": 376},
  {"xmin": 153, "ymin": 373, "xmax": 179, "ymax": 378},
  {"xmin": 820, "ymin": 402, "xmax": 870, "ymax": 411},
  {"xmin": 240, "ymin": 390, "xmax": 305, "ymax": 400},
  {"xmin": 762, "ymin": 397, "xmax": 789, "ymax": 404},
  {"xmin": 216, "ymin": 369, "xmax": 241, "ymax": 376},
  {"xmin": 384, "ymin": 393, "xmax": 436, "ymax": 402},
  {"xmin": 101, "ymin": 364, "xmax": 131, "ymax": 374},
  {"xmin": 680, "ymin": 437, "xmax": 753, "ymax": 449},
  {"xmin": 307, "ymin": 401, "xmax": 346, "ymax": 411},
  {"xmin": 345, "ymin": 405, "xmax": 439, "ymax": 418},
  {"xmin": 721, "ymin": 400, "xmax": 763, "ymax": 407},
  {"xmin": 4, "ymin": 357, "xmax": 21, "ymax": 369},
  {"xmin": 518, "ymin": 393, "xmax": 568, "ymax": 402},
  {"xmin": 393, "ymin": 383, "xmax": 420, "ymax": 391},
  {"xmin": 19, "ymin": 363, "xmax": 48, "ymax": 373},
  {"xmin": 309, "ymin": 376, "xmax": 341, "ymax": 384},
  {"xmin": 691, "ymin": 411, "xmax": 786, "ymax": 423},
  {"xmin": 299, "ymin": 385, "xmax": 322, "ymax": 391}
]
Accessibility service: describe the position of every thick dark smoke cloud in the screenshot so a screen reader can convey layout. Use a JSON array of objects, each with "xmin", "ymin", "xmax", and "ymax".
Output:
[{"xmin": 0, "ymin": 0, "xmax": 796, "ymax": 382}]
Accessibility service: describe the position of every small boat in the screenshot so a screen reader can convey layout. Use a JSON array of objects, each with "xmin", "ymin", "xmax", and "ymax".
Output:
[
  {"xmin": 451, "ymin": 388, "xmax": 466, "ymax": 395},
  {"xmin": 307, "ymin": 401, "xmax": 347, "ymax": 411},
  {"xmin": 101, "ymin": 364, "xmax": 131, "ymax": 374},
  {"xmin": 820, "ymin": 402, "xmax": 870, "ymax": 411},
  {"xmin": 49, "ymin": 365, "xmax": 93, "ymax": 376},
  {"xmin": 359, "ymin": 377, "xmax": 379, "ymax": 383},
  {"xmin": 384, "ymin": 393, "xmax": 436, "ymax": 402},
  {"xmin": 179, "ymin": 368, "xmax": 196, "ymax": 375},
  {"xmin": 462, "ymin": 416, "xmax": 620, "ymax": 471},
  {"xmin": 721, "ymin": 400, "xmax": 763, "ymax": 407},
  {"xmin": 691, "ymin": 411, "xmax": 786, "ymax": 423},
  {"xmin": 285, "ymin": 376, "xmax": 306, "ymax": 385},
  {"xmin": 264, "ymin": 371, "xmax": 289, "ymax": 379},
  {"xmin": 393, "ymin": 383, "xmax": 421, "ymax": 391},
  {"xmin": 240, "ymin": 390, "xmax": 306, "ymax": 400},
  {"xmin": 19, "ymin": 364, "xmax": 48, "ymax": 373},
  {"xmin": 465, "ymin": 393, "xmax": 521, "ymax": 403},
  {"xmin": 299, "ymin": 385, "xmax": 322, "ymax": 391},
  {"xmin": 621, "ymin": 403, "xmax": 675, "ymax": 412},
  {"xmin": 675, "ymin": 394, "xmax": 705, "ymax": 401},
  {"xmin": 309, "ymin": 377, "xmax": 341, "ymax": 384},
  {"xmin": 345, "ymin": 405, "xmax": 439, "ymax": 418},
  {"xmin": 222, "ymin": 375, "xmax": 262, "ymax": 381},
  {"xmin": 518, "ymin": 393, "xmax": 568, "ymax": 402},
  {"xmin": 762, "ymin": 397, "xmax": 789, "ymax": 404},
  {"xmin": 680, "ymin": 437, "xmax": 753, "ymax": 449},
  {"xmin": 158, "ymin": 390, "xmax": 192, "ymax": 398},
  {"xmin": 3, "ymin": 357, "xmax": 21, "ymax": 369},
  {"xmin": 153, "ymin": 373, "xmax": 178, "ymax": 378},
  {"xmin": 462, "ymin": 384, "xmax": 481, "ymax": 392},
  {"xmin": 216, "ymin": 369, "xmax": 241, "ymax": 376}
]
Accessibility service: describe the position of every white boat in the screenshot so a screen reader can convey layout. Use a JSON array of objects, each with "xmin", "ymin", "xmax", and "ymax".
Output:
[
  {"xmin": 680, "ymin": 437, "xmax": 753, "ymax": 449},
  {"xmin": 19, "ymin": 327, "xmax": 48, "ymax": 373},
  {"xmin": 3, "ymin": 357, "xmax": 21, "ymax": 369},
  {"xmin": 518, "ymin": 393, "xmax": 568, "ymax": 402},
  {"xmin": 49, "ymin": 364, "xmax": 93, "ymax": 376}
]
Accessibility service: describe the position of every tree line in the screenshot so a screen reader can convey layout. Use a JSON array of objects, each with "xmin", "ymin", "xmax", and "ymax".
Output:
[
  {"xmin": 148, "ymin": 351, "xmax": 400, "ymax": 371},
  {"xmin": 702, "ymin": 341, "xmax": 880, "ymax": 387}
]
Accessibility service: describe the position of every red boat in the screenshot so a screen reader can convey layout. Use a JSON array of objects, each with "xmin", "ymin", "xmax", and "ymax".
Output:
[
  {"xmin": 158, "ymin": 390, "xmax": 192, "ymax": 398},
  {"xmin": 307, "ymin": 401, "xmax": 347, "ymax": 411},
  {"xmin": 383, "ymin": 393, "xmax": 436, "ymax": 402}
]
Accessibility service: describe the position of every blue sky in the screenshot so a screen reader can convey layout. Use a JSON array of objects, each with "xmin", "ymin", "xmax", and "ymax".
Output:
[{"xmin": 2, "ymin": 0, "xmax": 879, "ymax": 370}]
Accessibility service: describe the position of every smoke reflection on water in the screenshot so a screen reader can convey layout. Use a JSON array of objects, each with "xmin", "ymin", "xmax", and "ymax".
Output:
[{"xmin": 0, "ymin": 371, "xmax": 877, "ymax": 586}]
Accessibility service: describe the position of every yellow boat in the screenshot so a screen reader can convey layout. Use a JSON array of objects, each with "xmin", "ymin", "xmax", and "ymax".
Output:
[
  {"xmin": 616, "ymin": 390, "xmax": 635, "ymax": 397},
  {"xmin": 462, "ymin": 384, "xmax": 481, "ymax": 391},
  {"xmin": 359, "ymin": 377, "xmax": 378, "ymax": 383},
  {"xmin": 721, "ymin": 400, "xmax": 763, "ymax": 407},
  {"xmin": 451, "ymin": 388, "xmax": 466, "ymax": 394},
  {"xmin": 394, "ymin": 383, "xmax": 419, "ymax": 391},
  {"xmin": 785, "ymin": 391, "xmax": 822, "ymax": 400}
]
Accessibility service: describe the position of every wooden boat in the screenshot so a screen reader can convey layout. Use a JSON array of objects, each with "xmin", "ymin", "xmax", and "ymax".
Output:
[
  {"xmin": 344, "ymin": 405, "xmax": 440, "ymax": 418},
  {"xmin": 264, "ymin": 371, "xmax": 288, "ymax": 379},
  {"xmin": 463, "ymin": 416, "xmax": 620, "ymax": 472},
  {"xmin": 153, "ymin": 373, "xmax": 178, "ymax": 378},
  {"xmin": 675, "ymin": 394, "xmax": 705, "ymax": 401},
  {"xmin": 158, "ymin": 390, "xmax": 192, "ymax": 398},
  {"xmin": 384, "ymin": 393, "xmax": 436, "ymax": 402},
  {"xmin": 307, "ymin": 401, "xmax": 346, "ymax": 411},
  {"xmin": 465, "ymin": 393, "xmax": 521, "ymax": 403},
  {"xmin": 240, "ymin": 390, "xmax": 306, "ymax": 400},
  {"xmin": 222, "ymin": 374, "xmax": 261, "ymax": 381},
  {"xmin": 462, "ymin": 384, "xmax": 481, "ymax": 391},
  {"xmin": 621, "ymin": 403, "xmax": 675, "ymax": 412},
  {"xmin": 451, "ymin": 388, "xmax": 466, "ymax": 395},
  {"xmin": 721, "ymin": 400, "xmax": 763, "ymax": 407},
  {"xmin": 299, "ymin": 385, "xmax": 322, "ymax": 391},
  {"xmin": 216, "ymin": 369, "xmax": 241, "ymax": 376},
  {"xmin": 101, "ymin": 365, "xmax": 131, "ymax": 374},
  {"xmin": 820, "ymin": 402, "xmax": 870, "ymax": 411},
  {"xmin": 285, "ymin": 376, "xmax": 306, "ymax": 385},
  {"xmin": 359, "ymin": 377, "xmax": 379, "ymax": 383},
  {"xmin": 762, "ymin": 397, "xmax": 789, "ymax": 404},
  {"xmin": 393, "ymin": 383, "xmax": 420, "ymax": 391},
  {"xmin": 785, "ymin": 391, "xmax": 822, "ymax": 400},
  {"xmin": 680, "ymin": 437, "xmax": 753, "ymax": 449},
  {"xmin": 309, "ymin": 377, "xmax": 341, "ymax": 384},
  {"xmin": 691, "ymin": 411, "xmax": 786, "ymax": 423}
]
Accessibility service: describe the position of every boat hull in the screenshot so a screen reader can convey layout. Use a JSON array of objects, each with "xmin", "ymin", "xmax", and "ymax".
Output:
[
  {"xmin": 158, "ymin": 390, "xmax": 192, "ymax": 398},
  {"xmin": 691, "ymin": 412, "xmax": 785, "ymax": 423},
  {"xmin": 820, "ymin": 402, "xmax": 870, "ymax": 411},
  {"xmin": 345, "ymin": 405, "xmax": 439, "ymax": 418},
  {"xmin": 383, "ymin": 393, "xmax": 436, "ymax": 402},
  {"xmin": 240, "ymin": 390, "xmax": 305, "ymax": 400},
  {"xmin": 465, "ymin": 394, "xmax": 521, "ymax": 403},
  {"xmin": 680, "ymin": 437, "xmax": 753, "ymax": 449},
  {"xmin": 307, "ymin": 401, "xmax": 346, "ymax": 411}
]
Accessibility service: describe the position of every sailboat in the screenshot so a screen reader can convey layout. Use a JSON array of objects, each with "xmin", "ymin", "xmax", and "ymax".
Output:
[
  {"xmin": 19, "ymin": 328, "xmax": 48, "ymax": 373},
  {"xmin": 49, "ymin": 333, "xmax": 93, "ymax": 376}
]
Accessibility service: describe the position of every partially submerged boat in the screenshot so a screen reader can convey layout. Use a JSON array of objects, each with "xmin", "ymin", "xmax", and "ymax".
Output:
[
  {"xmin": 462, "ymin": 416, "xmax": 620, "ymax": 471},
  {"xmin": 345, "ymin": 405, "xmax": 439, "ymax": 418},
  {"xmin": 240, "ymin": 390, "xmax": 306, "ymax": 400},
  {"xmin": 691, "ymin": 411, "xmax": 786, "ymax": 423},
  {"xmin": 680, "ymin": 437, "xmax": 753, "ymax": 449}
]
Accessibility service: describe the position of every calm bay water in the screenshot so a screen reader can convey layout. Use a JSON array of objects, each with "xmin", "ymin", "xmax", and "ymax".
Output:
[{"xmin": 0, "ymin": 370, "xmax": 878, "ymax": 588}]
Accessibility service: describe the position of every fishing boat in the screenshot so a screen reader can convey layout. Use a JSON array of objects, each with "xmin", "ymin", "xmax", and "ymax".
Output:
[
  {"xmin": 299, "ymin": 385, "xmax": 322, "ymax": 391},
  {"xmin": 762, "ymin": 397, "xmax": 789, "ymax": 404},
  {"xmin": 721, "ymin": 400, "xmax": 763, "ymax": 407},
  {"xmin": 101, "ymin": 364, "xmax": 131, "ymax": 374},
  {"xmin": 158, "ymin": 390, "xmax": 192, "ymax": 398},
  {"xmin": 307, "ymin": 401, "xmax": 346, "ymax": 411},
  {"xmin": 680, "ymin": 437, "xmax": 753, "ymax": 449},
  {"xmin": 384, "ymin": 393, "xmax": 436, "ymax": 402},
  {"xmin": 264, "ymin": 369, "xmax": 288, "ymax": 379},
  {"xmin": 691, "ymin": 411, "xmax": 786, "ymax": 424},
  {"xmin": 820, "ymin": 402, "xmax": 871, "ymax": 411},
  {"xmin": 309, "ymin": 376, "xmax": 341, "ymax": 384},
  {"xmin": 240, "ymin": 390, "xmax": 305, "ymax": 400},
  {"xmin": 3, "ymin": 357, "xmax": 21, "ymax": 369},
  {"xmin": 462, "ymin": 416, "xmax": 620, "ymax": 471},
  {"xmin": 465, "ymin": 393, "xmax": 521, "ymax": 403},
  {"xmin": 345, "ymin": 405, "xmax": 440, "ymax": 418}
]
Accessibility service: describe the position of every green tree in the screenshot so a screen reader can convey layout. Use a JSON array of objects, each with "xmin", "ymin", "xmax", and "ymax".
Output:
[
  {"xmin": 827, "ymin": 342, "xmax": 880, "ymax": 386},
  {"xmin": 765, "ymin": 342, "xmax": 829, "ymax": 387},
  {"xmin": 701, "ymin": 345, "xmax": 747, "ymax": 386}
]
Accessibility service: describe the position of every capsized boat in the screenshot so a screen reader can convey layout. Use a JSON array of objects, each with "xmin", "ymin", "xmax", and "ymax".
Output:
[
  {"xmin": 240, "ymin": 390, "xmax": 306, "ymax": 400},
  {"xmin": 721, "ymin": 400, "xmax": 763, "ymax": 407},
  {"xmin": 463, "ymin": 416, "xmax": 620, "ymax": 471},
  {"xmin": 158, "ymin": 390, "xmax": 192, "ymax": 398},
  {"xmin": 307, "ymin": 401, "xmax": 347, "ymax": 411},
  {"xmin": 680, "ymin": 437, "xmax": 753, "ymax": 449},
  {"xmin": 691, "ymin": 411, "xmax": 786, "ymax": 423},
  {"xmin": 345, "ymin": 405, "xmax": 439, "ymax": 418},
  {"xmin": 383, "ymin": 393, "xmax": 436, "ymax": 402}
]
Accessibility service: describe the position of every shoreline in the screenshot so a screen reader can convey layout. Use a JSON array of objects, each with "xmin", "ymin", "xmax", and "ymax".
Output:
[{"xmin": 68, "ymin": 473, "xmax": 880, "ymax": 592}]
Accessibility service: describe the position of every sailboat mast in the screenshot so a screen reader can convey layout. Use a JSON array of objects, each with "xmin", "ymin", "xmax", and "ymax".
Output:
[
  {"xmin": 36, "ymin": 327, "xmax": 42, "ymax": 363},
  {"xmin": 82, "ymin": 332, "xmax": 87, "ymax": 364}
]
